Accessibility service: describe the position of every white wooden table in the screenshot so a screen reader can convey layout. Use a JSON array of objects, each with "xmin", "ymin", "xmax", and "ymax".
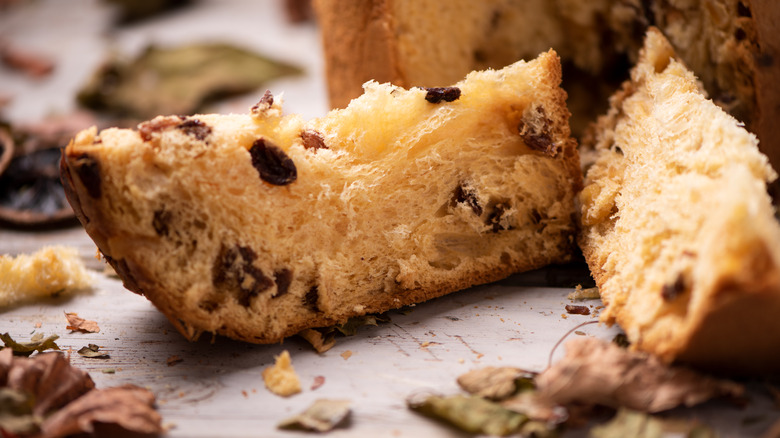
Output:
[{"xmin": 1, "ymin": 2, "xmax": 778, "ymax": 436}]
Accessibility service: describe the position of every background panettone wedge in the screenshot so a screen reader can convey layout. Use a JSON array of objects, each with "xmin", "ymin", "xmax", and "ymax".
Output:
[
  {"xmin": 60, "ymin": 52, "xmax": 580, "ymax": 344},
  {"xmin": 578, "ymin": 28, "xmax": 780, "ymax": 375},
  {"xmin": 313, "ymin": 0, "xmax": 780, "ymax": 172}
]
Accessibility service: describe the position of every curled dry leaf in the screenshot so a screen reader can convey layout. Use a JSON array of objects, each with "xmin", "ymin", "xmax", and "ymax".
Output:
[
  {"xmin": 278, "ymin": 399, "xmax": 351, "ymax": 432},
  {"xmin": 298, "ymin": 328, "xmax": 336, "ymax": 354},
  {"xmin": 0, "ymin": 348, "xmax": 94, "ymax": 419},
  {"xmin": 407, "ymin": 393, "xmax": 561, "ymax": 437},
  {"xmin": 0, "ymin": 333, "xmax": 60, "ymax": 357},
  {"xmin": 0, "ymin": 44, "xmax": 55, "ymax": 78},
  {"xmin": 0, "ymin": 348, "xmax": 162, "ymax": 438},
  {"xmin": 39, "ymin": 385, "xmax": 163, "ymax": 438},
  {"xmin": 64, "ymin": 312, "xmax": 100, "ymax": 333},
  {"xmin": 589, "ymin": 408, "xmax": 717, "ymax": 438},
  {"xmin": 77, "ymin": 344, "xmax": 110, "ymax": 359},
  {"xmin": 535, "ymin": 338, "xmax": 744, "ymax": 413},
  {"xmin": 457, "ymin": 366, "xmax": 536, "ymax": 401}
]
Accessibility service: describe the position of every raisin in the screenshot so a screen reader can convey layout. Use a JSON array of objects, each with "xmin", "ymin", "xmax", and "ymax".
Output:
[
  {"xmin": 486, "ymin": 203, "xmax": 510, "ymax": 232},
  {"xmin": 301, "ymin": 129, "xmax": 328, "ymax": 151},
  {"xmin": 251, "ymin": 90, "xmax": 274, "ymax": 113},
  {"xmin": 304, "ymin": 285, "xmax": 320, "ymax": 312},
  {"xmin": 565, "ymin": 304, "xmax": 591, "ymax": 315},
  {"xmin": 212, "ymin": 244, "xmax": 273, "ymax": 307},
  {"xmin": 177, "ymin": 118, "xmax": 212, "ymax": 141},
  {"xmin": 273, "ymin": 268, "xmax": 293, "ymax": 298},
  {"xmin": 737, "ymin": 1, "xmax": 751, "ymax": 17},
  {"xmin": 423, "ymin": 87, "xmax": 461, "ymax": 104},
  {"xmin": 152, "ymin": 209, "xmax": 172, "ymax": 237},
  {"xmin": 661, "ymin": 274, "xmax": 686, "ymax": 301},
  {"xmin": 138, "ymin": 116, "xmax": 185, "ymax": 142},
  {"xmin": 72, "ymin": 153, "xmax": 102, "ymax": 199},
  {"xmin": 451, "ymin": 183, "xmax": 482, "ymax": 216},
  {"xmin": 249, "ymin": 138, "xmax": 297, "ymax": 185},
  {"xmin": 518, "ymin": 107, "xmax": 556, "ymax": 156}
]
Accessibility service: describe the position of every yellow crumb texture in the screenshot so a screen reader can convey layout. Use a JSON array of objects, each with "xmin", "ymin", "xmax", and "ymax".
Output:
[
  {"xmin": 0, "ymin": 246, "xmax": 92, "ymax": 308},
  {"xmin": 262, "ymin": 350, "xmax": 301, "ymax": 397}
]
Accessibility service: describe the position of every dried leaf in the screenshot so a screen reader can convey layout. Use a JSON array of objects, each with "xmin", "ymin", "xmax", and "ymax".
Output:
[
  {"xmin": 535, "ymin": 338, "xmax": 744, "ymax": 413},
  {"xmin": 457, "ymin": 366, "xmax": 536, "ymax": 401},
  {"xmin": 64, "ymin": 312, "xmax": 100, "ymax": 333},
  {"xmin": 408, "ymin": 394, "xmax": 528, "ymax": 436},
  {"xmin": 589, "ymin": 408, "xmax": 717, "ymax": 438},
  {"xmin": 0, "ymin": 387, "xmax": 40, "ymax": 435},
  {"xmin": 311, "ymin": 375, "xmax": 325, "ymax": 391},
  {"xmin": 0, "ymin": 348, "xmax": 95, "ymax": 417},
  {"xmin": 335, "ymin": 314, "xmax": 391, "ymax": 336},
  {"xmin": 77, "ymin": 43, "xmax": 301, "ymax": 120},
  {"xmin": 77, "ymin": 344, "xmax": 110, "ymax": 359},
  {"xmin": 501, "ymin": 391, "xmax": 569, "ymax": 425},
  {"xmin": 0, "ymin": 44, "xmax": 55, "ymax": 78},
  {"xmin": 298, "ymin": 328, "xmax": 336, "ymax": 354},
  {"xmin": 278, "ymin": 399, "xmax": 351, "ymax": 432},
  {"xmin": 39, "ymin": 384, "xmax": 163, "ymax": 437},
  {"xmin": 0, "ymin": 332, "xmax": 60, "ymax": 356}
]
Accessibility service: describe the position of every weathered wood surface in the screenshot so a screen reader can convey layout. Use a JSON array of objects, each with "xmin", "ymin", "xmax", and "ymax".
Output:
[{"xmin": 1, "ymin": 1, "xmax": 778, "ymax": 436}]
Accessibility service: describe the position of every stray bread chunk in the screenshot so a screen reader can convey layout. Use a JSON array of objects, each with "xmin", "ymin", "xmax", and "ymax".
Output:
[
  {"xmin": 578, "ymin": 28, "xmax": 780, "ymax": 375},
  {"xmin": 61, "ymin": 51, "xmax": 580, "ymax": 344}
]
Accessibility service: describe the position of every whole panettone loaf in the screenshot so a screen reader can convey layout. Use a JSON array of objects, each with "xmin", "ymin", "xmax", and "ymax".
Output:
[
  {"xmin": 314, "ymin": 0, "xmax": 780, "ymax": 171},
  {"xmin": 61, "ymin": 51, "xmax": 580, "ymax": 344},
  {"xmin": 578, "ymin": 28, "xmax": 780, "ymax": 375}
]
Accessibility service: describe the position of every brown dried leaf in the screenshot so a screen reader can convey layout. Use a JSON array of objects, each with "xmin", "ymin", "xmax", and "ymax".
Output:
[
  {"xmin": 64, "ymin": 312, "xmax": 100, "ymax": 333},
  {"xmin": 77, "ymin": 344, "xmax": 110, "ymax": 359},
  {"xmin": 278, "ymin": 399, "xmax": 351, "ymax": 432},
  {"xmin": 457, "ymin": 367, "xmax": 535, "ymax": 401},
  {"xmin": 39, "ymin": 384, "xmax": 163, "ymax": 438},
  {"xmin": 0, "ymin": 348, "xmax": 94, "ymax": 417},
  {"xmin": 0, "ymin": 44, "xmax": 54, "ymax": 78},
  {"xmin": 535, "ymin": 338, "xmax": 744, "ymax": 413},
  {"xmin": 298, "ymin": 328, "xmax": 336, "ymax": 354}
]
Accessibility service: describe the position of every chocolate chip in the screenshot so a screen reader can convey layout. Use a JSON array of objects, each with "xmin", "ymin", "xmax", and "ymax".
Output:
[
  {"xmin": 138, "ymin": 116, "xmax": 185, "ymax": 142},
  {"xmin": 304, "ymin": 285, "xmax": 319, "ymax": 312},
  {"xmin": 565, "ymin": 304, "xmax": 591, "ymax": 315},
  {"xmin": 152, "ymin": 209, "xmax": 172, "ymax": 237},
  {"xmin": 661, "ymin": 274, "xmax": 687, "ymax": 301},
  {"xmin": 249, "ymin": 138, "xmax": 297, "ymax": 185},
  {"xmin": 756, "ymin": 53, "xmax": 774, "ymax": 68},
  {"xmin": 177, "ymin": 118, "xmax": 212, "ymax": 141},
  {"xmin": 72, "ymin": 153, "xmax": 102, "ymax": 199},
  {"xmin": 486, "ymin": 203, "xmax": 510, "ymax": 232},
  {"xmin": 273, "ymin": 268, "xmax": 292, "ymax": 298},
  {"xmin": 423, "ymin": 87, "xmax": 461, "ymax": 104},
  {"xmin": 451, "ymin": 183, "xmax": 482, "ymax": 216},
  {"xmin": 301, "ymin": 129, "xmax": 327, "ymax": 151},
  {"xmin": 518, "ymin": 107, "xmax": 557, "ymax": 156},
  {"xmin": 212, "ymin": 244, "xmax": 273, "ymax": 307}
]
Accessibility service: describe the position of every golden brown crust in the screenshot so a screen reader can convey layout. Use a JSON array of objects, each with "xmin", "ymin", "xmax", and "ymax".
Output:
[
  {"xmin": 313, "ymin": 0, "xmax": 404, "ymax": 109},
  {"xmin": 750, "ymin": 0, "xmax": 780, "ymax": 171}
]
